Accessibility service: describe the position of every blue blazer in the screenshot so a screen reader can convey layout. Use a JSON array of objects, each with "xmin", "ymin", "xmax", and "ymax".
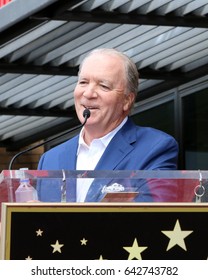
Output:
[{"xmin": 38, "ymin": 118, "xmax": 178, "ymax": 202}]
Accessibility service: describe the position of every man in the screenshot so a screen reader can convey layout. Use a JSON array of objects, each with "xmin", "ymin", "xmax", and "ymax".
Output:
[{"xmin": 38, "ymin": 48, "xmax": 178, "ymax": 202}]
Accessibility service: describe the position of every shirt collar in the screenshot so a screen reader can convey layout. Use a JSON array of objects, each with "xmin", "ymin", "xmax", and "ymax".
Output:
[{"xmin": 77, "ymin": 117, "xmax": 128, "ymax": 155}]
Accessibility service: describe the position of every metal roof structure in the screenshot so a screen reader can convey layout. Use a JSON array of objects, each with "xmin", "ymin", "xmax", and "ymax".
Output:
[{"xmin": 0, "ymin": 0, "xmax": 208, "ymax": 151}]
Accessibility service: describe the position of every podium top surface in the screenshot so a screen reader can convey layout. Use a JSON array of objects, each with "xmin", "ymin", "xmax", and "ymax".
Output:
[{"xmin": 1, "ymin": 169, "xmax": 208, "ymax": 180}]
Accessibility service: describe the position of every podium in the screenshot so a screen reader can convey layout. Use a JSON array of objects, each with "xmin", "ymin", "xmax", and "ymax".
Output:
[{"xmin": 0, "ymin": 169, "xmax": 208, "ymax": 260}]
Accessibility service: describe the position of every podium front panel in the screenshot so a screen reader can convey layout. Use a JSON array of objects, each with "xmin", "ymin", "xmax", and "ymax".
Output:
[{"xmin": 1, "ymin": 170, "xmax": 208, "ymax": 206}]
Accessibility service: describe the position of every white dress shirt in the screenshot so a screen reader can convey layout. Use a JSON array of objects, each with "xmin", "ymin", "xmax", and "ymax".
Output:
[{"xmin": 76, "ymin": 117, "xmax": 127, "ymax": 202}]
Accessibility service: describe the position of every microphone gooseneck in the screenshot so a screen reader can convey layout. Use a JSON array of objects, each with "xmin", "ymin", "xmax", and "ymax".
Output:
[{"xmin": 8, "ymin": 109, "xmax": 91, "ymax": 170}]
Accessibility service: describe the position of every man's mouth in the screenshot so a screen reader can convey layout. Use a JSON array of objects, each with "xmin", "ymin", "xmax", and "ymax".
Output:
[{"xmin": 83, "ymin": 106, "xmax": 97, "ymax": 110}]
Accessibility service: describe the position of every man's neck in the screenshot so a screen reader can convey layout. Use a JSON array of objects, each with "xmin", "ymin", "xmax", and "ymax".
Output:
[{"xmin": 82, "ymin": 117, "xmax": 128, "ymax": 146}]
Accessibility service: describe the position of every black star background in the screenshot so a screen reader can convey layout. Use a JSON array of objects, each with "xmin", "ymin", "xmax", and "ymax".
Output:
[{"xmin": 7, "ymin": 207, "xmax": 208, "ymax": 260}]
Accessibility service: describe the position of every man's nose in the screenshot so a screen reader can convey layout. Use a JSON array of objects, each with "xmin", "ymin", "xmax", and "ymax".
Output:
[{"xmin": 83, "ymin": 84, "xmax": 97, "ymax": 98}]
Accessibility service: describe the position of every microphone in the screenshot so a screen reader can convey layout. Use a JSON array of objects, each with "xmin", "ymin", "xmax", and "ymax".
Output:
[{"xmin": 8, "ymin": 109, "xmax": 91, "ymax": 170}]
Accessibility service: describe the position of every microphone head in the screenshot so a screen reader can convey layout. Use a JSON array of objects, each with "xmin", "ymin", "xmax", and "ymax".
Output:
[{"xmin": 83, "ymin": 108, "xmax": 91, "ymax": 119}]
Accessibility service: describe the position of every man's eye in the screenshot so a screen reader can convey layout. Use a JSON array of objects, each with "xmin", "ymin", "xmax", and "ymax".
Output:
[
  {"xmin": 79, "ymin": 80, "xmax": 87, "ymax": 85},
  {"xmin": 100, "ymin": 84, "xmax": 110, "ymax": 90}
]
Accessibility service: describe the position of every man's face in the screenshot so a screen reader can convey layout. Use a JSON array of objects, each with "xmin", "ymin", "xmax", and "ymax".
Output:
[{"xmin": 74, "ymin": 53, "xmax": 134, "ymax": 136}]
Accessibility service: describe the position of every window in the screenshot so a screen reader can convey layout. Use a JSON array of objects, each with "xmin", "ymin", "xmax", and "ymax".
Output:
[
  {"xmin": 131, "ymin": 101, "xmax": 175, "ymax": 137},
  {"xmin": 182, "ymin": 89, "xmax": 208, "ymax": 169}
]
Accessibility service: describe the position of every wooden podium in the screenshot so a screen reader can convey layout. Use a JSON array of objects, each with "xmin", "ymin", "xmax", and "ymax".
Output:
[{"xmin": 0, "ymin": 169, "xmax": 208, "ymax": 260}]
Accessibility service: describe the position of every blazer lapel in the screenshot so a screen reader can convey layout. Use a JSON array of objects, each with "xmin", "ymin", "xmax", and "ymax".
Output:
[{"xmin": 58, "ymin": 136, "xmax": 79, "ymax": 169}]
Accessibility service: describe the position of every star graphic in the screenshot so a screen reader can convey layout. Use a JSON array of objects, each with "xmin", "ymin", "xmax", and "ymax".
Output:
[
  {"xmin": 123, "ymin": 238, "xmax": 148, "ymax": 260},
  {"xmin": 161, "ymin": 219, "xmax": 193, "ymax": 251},
  {"xmin": 51, "ymin": 240, "xmax": 64, "ymax": 253},
  {"xmin": 25, "ymin": 256, "xmax": 32, "ymax": 260},
  {"xmin": 36, "ymin": 229, "xmax": 43, "ymax": 236},
  {"xmin": 80, "ymin": 238, "xmax": 88, "ymax": 245},
  {"xmin": 96, "ymin": 255, "xmax": 107, "ymax": 260}
]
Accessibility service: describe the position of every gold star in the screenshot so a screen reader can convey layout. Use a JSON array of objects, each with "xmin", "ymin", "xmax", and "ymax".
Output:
[
  {"xmin": 97, "ymin": 255, "xmax": 107, "ymax": 260},
  {"xmin": 80, "ymin": 238, "xmax": 88, "ymax": 245},
  {"xmin": 25, "ymin": 256, "xmax": 32, "ymax": 260},
  {"xmin": 51, "ymin": 240, "xmax": 64, "ymax": 253},
  {"xmin": 36, "ymin": 229, "xmax": 43, "ymax": 236},
  {"xmin": 123, "ymin": 238, "xmax": 148, "ymax": 260},
  {"xmin": 162, "ymin": 219, "xmax": 193, "ymax": 251}
]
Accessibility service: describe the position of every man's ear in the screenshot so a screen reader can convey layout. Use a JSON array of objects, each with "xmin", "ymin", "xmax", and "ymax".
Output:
[{"xmin": 123, "ymin": 92, "xmax": 135, "ymax": 111}]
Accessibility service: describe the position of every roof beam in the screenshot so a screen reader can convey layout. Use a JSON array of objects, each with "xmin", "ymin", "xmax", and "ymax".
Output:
[
  {"xmin": 0, "ymin": 62, "xmax": 78, "ymax": 76},
  {"xmin": 32, "ymin": 10, "xmax": 208, "ymax": 28},
  {"xmin": 0, "ymin": 106, "xmax": 72, "ymax": 117},
  {"xmin": 0, "ymin": 62, "xmax": 183, "ymax": 81},
  {"xmin": 139, "ymin": 68, "xmax": 184, "ymax": 81}
]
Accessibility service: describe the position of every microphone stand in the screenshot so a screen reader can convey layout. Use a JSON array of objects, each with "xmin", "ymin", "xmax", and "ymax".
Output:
[{"xmin": 9, "ymin": 109, "xmax": 90, "ymax": 170}]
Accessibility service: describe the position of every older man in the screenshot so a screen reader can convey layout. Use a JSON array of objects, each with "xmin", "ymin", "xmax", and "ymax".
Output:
[{"xmin": 38, "ymin": 48, "xmax": 178, "ymax": 202}]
